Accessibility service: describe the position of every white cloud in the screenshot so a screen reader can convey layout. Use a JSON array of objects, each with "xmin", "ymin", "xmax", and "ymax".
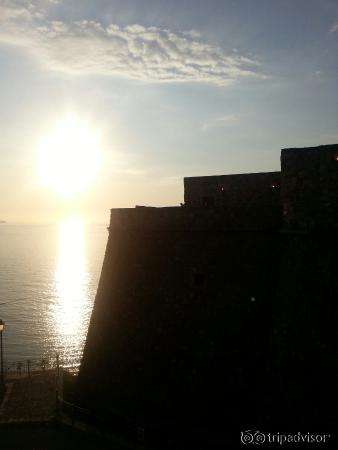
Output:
[
  {"xmin": 0, "ymin": 1, "xmax": 266, "ymax": 86},
  {"xmin": 0, "ymin": 1, "xmax": 33, "ymax": 21},
  {"xmin": 330, "ymin": 21, "xmax": 338, "ymax": 33},
  {"xmin": 201, "ymin": 114, "xmax": 240, "ymax": 131}
]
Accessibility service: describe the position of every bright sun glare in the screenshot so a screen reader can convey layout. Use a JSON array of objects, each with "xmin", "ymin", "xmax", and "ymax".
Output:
[{"xmin": 38, "ymin": 115, "xmax": 101, "ymax": 197}]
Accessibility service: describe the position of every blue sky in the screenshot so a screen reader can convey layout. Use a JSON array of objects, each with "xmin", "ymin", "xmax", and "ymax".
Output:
[{"xmin": 0, "ymin": 0, "xmax": 337, "ymax": 222}]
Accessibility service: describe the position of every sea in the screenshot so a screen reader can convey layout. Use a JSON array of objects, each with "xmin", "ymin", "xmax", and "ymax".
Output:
[{"xmin": 0, "ymin": 220, "xmax": 108, "ymax": 371}]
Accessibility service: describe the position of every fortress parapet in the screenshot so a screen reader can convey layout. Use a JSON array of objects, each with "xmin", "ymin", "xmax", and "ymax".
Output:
[
  {"xmin": 107, "ymin": 144, "xmax": 338, "ymax": 234},
  {"xmin": 184, "ymin": 171, "xmax": 281, "ymax": 208},
  {"xmin": 109, "ymin": 199, "xmax": 281, "ymax": 232}
]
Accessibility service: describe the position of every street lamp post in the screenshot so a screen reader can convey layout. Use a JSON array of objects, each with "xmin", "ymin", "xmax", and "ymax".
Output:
[{"xmin": 0, "ymin": 319, "xmax": 4, "ymax": 387}]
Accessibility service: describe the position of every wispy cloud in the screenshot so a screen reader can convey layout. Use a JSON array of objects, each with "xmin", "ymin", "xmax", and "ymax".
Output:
[
  {"xmin": 201, "ymin": 114, "xmax": 240, "ymax": 131},
  {"xmin": 330, "ymin": 21, "xmax": 338, "ymax": 33},
  {"xmin": 0, "ymin": 0, "xmax": 266, "ymax": 86}
]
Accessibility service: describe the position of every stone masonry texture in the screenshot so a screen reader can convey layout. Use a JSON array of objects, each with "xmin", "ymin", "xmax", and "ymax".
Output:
[{"xmin": 78, "ymin": 144, "xmax": 338, "ymax": 449}]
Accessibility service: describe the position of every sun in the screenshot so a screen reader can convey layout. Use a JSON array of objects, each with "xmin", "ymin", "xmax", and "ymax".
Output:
[{"xmin": 37, "ymin": 115, "xmax": 101, "ymax": 198}]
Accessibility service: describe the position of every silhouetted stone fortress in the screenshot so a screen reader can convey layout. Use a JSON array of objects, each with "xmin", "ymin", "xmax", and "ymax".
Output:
[{"xmin": 78, "ymin": 145, "xmax": 338, "ymax": 448}]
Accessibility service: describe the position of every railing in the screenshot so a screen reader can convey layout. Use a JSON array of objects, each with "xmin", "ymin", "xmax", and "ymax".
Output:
[
  {"xmin": 3, "ymin": 354, "xmax": 61, "ymax": 378},
  {"xmin": 1, "ymin": 360, "xmax": 183, "ymax": 448},
  {"xmin": 2, "ymin": 358, "xmax": 145, "ymax": 447}
]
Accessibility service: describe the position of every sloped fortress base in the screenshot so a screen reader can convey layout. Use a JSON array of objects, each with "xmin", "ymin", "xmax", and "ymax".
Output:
[{"xmin": 78, "ymin": 145, "xmax": 338, "ymax": 448}]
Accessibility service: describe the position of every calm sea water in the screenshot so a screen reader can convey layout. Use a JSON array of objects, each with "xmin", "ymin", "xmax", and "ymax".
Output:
[{"xmin": 0, "ymin": 220, "xmax": 108, "ymax": 370}]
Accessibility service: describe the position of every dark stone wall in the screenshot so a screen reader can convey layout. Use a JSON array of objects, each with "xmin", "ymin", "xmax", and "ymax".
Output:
[
  {"xmin": 78, "ymin": 208, "xmax": 282, "ymax": 445},
  {"xmin": 78, "ymin": 145, "xmax": 338, "ymax": 448},
  {"xmin": 105, "ymin": 203, "xmax": 282, "ymax": 232},
  {"xmin": 184, "ymin": 172, "xmax": 281, "ymax": 210},
  {"xmin": 270, "ymin": 232, "xmax": 338, "ymax": 429},
  {"xmin": 281, "ymin": 144, "xmax": 338, "ymax": 230}
]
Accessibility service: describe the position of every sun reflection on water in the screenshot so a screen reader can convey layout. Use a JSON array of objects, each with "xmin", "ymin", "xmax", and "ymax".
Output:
[{"xmin": 53, "ymin": 216, "xmax": 90, "ymax": 368}]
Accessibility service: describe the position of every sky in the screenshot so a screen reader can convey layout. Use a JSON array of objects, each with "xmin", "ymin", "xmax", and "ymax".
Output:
[{"xmin": 0, "ymin": 0, "xmax": 337, "ymax": 223}]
